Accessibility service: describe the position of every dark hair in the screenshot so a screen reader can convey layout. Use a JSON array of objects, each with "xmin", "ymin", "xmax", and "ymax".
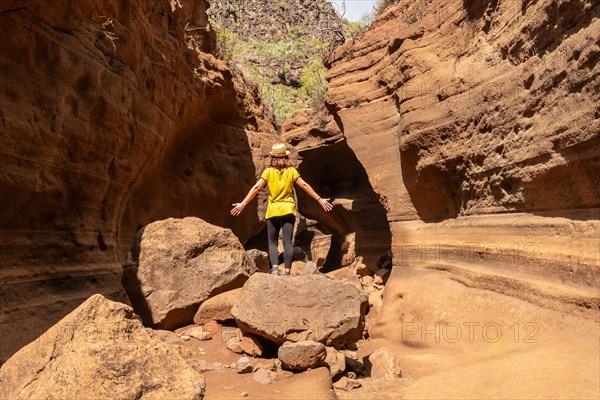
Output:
[{"xmin": 270, "ymin": 156, "xmax": 293, "ymax": 170}]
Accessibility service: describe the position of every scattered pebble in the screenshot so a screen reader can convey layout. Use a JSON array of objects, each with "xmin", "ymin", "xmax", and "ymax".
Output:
[
  {"xmin": 333, "ymin": 376, "xmax": 362, "ymax": 391},
  {"xmin": 181, "ymin": 335, "xmax": 190, "ymax": 341},
  {"xmin": 252, "ymin": 368, "xmax": 272, "ymax": 384},
  {"xmin": 240, "ymin": 391, "xmax": 249, "ymax": 397},
  {"xmin": 236, "ymin": 356, "xmax": 254, "ymax": 374}
]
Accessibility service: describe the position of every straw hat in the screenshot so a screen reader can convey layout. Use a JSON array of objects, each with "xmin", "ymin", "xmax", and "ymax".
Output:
[{"xmin": 269, "ymin": 143, "xmax": 291, "ymax": 157}]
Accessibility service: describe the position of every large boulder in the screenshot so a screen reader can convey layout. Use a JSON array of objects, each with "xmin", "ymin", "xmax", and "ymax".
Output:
[
  {"xmin": 0, "ymin": 294, "xmax": 205, "ymax": 399},
  {"xmin": 123, "ymin": 217, "xmax": 257, "ymax": 329},
  {"xmin": 231, "ymin": 274, "xmax": 368, "ymax": 347}
]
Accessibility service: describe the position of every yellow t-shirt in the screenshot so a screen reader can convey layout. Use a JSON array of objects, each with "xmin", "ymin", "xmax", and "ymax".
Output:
[{"xmin": 260, "ymin": 167, "xmax": 300, "ymax": 219}]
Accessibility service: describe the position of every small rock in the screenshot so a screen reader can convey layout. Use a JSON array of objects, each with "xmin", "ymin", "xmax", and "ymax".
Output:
[
  {"xmin": 186, "ymin": 359, "xmax": 214, "ymax": 373},
  {"xmin": 180, "ymin": 335, "xmax": 190, "ymax": 341},
  {"xmin": 373, "ymin": 275, "xmax": 383, "ymax": 285},
  {"xmin": 254, "ymin": 358, "xmax": 277, "ymax": 371},
  {"xmin": 241, "ymin": 391, "xmax": 249, "ymax": 397},
  {"xmin": 333, "ymin": 377, "xmax": 362, "ymax": 391},
  {"xmin": 182, "ymin": 326, "xmax": 212, "ymax": 341},
  {"xmin": 212, "ymin": 362, "xmax": 226, "ymax": 372},
  {"xmin": 368, "ymin": 347, "xmax": 401, "ymax": 379},
  {"xmin": 304, "ymin": 261, "xmax": 319, "ymax": 275},
  {"xmin": 278, "ymin": 340, "xmax": 326, "ymax": 371},
  {"xmin": 236, "ymin": 357, "xmax": 254, "ymax": 374},
  {"xmin": 246, "ymin": 249, "xmax": 269, "ymax": 272},
  {"xmin": 226, "ymin": 337, "xmax": 243, "ymax": 354},
  {"xmin": 240, "ymin": 336, "xmax": 263, "ymax": 357},
  {"xmin": 360, "ymin": 275, "xmax": 374, "ymax": 286},
  {"xmin": 322, "ymin": 347, "xmax": 346, "ymax": 378},
  {"xmin": 347, "ymin": 371, "xmax": 357, "ymax": 379},
  {"xmin": 149, "ymin": 329, "xmax": 178, "ymax": 343},
  {"xmin": 252, "ymin": 368, "xmax": 272, "ymax": 384}
]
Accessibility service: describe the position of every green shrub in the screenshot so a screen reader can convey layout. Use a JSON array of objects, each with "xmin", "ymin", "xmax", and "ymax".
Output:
[
  {"xmin": 300, "ymin": 58, "xmax": 327, "ymax": 106},
  {"xmin": 214, "ymin": 26, "xmax": 240, "ymax": 61},
  {"xmin": 209, "ymin": 17, "xmax": 335, "ymax": 127}
]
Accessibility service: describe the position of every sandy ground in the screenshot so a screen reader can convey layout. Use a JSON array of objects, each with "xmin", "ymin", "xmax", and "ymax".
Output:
[{"xmin": 177, "ymin": 264, "xmax": 599, "ymax": 399}]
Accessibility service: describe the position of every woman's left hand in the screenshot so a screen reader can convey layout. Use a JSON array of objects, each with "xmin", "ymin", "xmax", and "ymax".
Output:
[{"xmin": 230, "ymin": 203, "xmax": 245, "ymax": 216}]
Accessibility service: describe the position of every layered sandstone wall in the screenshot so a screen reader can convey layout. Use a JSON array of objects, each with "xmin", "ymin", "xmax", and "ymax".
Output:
[
  {"xmin": 0, "ymin": 0, "xmax": 275, "ymax": 362},
  {"xmin": 284, "ymin": 0, "xmax": 599, "ymax": 314}
]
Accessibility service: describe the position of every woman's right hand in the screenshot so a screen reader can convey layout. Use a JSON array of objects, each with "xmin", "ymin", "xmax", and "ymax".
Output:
[
  {"xmin": 318, "ymin": 198, "xmax": 333, "ymax": 212},
  {"xmin": 230, "ymin": 203, "xmax": 245, "ymax": 216}
]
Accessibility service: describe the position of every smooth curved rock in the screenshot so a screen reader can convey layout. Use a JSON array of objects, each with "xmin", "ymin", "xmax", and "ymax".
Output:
[
  {"xmin": 194, "ymin": 288, "xmax": 242, "ymax": 324},
  {"xmin": 0, "ymin": 294, "xmax": 205, "ymax": 399},
  {"xmin": 123, "ymin": 217, "xmax": 256, "ymax": 329},
  {"xmin": 282, "ymin": 0, "xmax": 600, "ymax": 316},
  {"xmin": 231, "ymin": 274, "xmax": 368, "ymax": 347}
]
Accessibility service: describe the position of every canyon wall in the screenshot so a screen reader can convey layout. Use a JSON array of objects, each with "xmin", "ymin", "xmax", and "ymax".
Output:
[
  {"xmin": 284, "ymin": 0, "xmax": 599, "ymax": 314},
  {"xmin": 0, "ymin": 0, "xmax": 276, "ymax": 362}
]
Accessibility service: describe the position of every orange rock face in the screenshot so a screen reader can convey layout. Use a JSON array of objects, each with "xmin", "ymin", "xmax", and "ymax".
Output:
[
  {"xmin": 0, "ymin": 0, "xmax": 276, "ymax": 362},
  {"xmin": 283, "ymin": 0, "xmax": 599, "ymax": 313}
]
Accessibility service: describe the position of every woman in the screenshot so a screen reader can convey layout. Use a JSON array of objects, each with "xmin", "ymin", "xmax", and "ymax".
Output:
[{"xmin": 231, "ymin": 143, "xmax": 333, "ymax": 275}]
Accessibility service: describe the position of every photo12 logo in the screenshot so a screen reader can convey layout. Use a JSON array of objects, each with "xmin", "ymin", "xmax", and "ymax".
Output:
[
  {"xmin": 398, "ymin": 241, "xmax": 539, "ymax": 264},
  {"xmin": 402, "ymin": 321, "xmax": 540, "ymax": 344}
]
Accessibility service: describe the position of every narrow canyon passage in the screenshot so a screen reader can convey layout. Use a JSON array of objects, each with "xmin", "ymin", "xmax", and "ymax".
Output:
[{"xmin": 1, "ymin": 0, "xmax": 598, "ymax": 399}]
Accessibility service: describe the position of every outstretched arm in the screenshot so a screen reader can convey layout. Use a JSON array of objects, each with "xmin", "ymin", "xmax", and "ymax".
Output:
[
  {"xmin": 231, "ymin": 178, "xmax": 267, "ymax": 216},
  {"xmin": 295, "ymin": 177, "xmax": 333, "ymax": 212}
]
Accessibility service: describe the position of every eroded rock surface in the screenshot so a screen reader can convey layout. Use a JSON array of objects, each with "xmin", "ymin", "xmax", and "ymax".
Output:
[
  {"xmin": 0, "ymin": 0, "xmax": 276, "ymax": 361},
  {"xmin": 282, "ymin": 0, "xmax": 600, "ymax": 315},
  {"xmin": 0, "ymin": 294, "xmax": 205, "ymax": 399},
  {"xmin": 122, "ymin": 217, "xmax": 256, "ymax": 329}
]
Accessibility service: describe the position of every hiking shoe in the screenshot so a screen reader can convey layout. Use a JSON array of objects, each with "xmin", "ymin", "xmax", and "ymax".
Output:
[
  {"xmin": 283, "ymin": 269, "xmax": 291, "ymax": 276},
  {"xmin": 270, "ymin": 268, "xmax": 280, "ymax": 276}
]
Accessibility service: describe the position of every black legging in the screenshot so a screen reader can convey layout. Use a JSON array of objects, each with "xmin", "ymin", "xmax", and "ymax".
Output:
[{"xmin": 266, "ymin": 214, "xmax": 295, "ymax": 270}]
